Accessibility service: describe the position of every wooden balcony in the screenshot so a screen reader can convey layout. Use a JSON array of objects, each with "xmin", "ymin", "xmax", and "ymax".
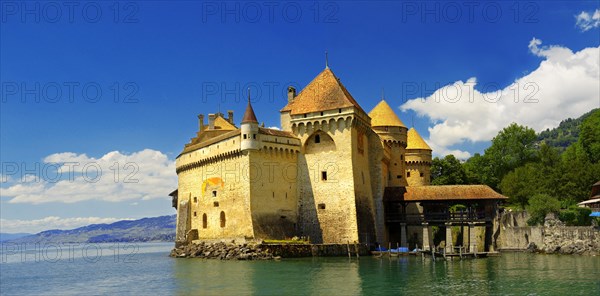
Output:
[{"xmin": 384, "ymin": 211, "xmax": 491, "ymax": 224}]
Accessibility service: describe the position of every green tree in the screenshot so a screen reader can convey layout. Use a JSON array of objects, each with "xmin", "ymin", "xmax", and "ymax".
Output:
[
  {"xmin": 526, "ymin": 193, "xmax": 561, "ymax": 226},
  {"xmin": 463, "ymin": 153, "xmax": 492, "ymax": 185},
  {"xmin": 579, "ymin": 109, "xmax": 600, "ymax": 163},
  {"xmin": 431, "ymin": 155, "xmax": 468, "ymax": 185},
  {"xmin": 484, "ymin": 123, "xmax": 538, "ymax": 189},
  {"xmin": 499, "ymin": 163, "xmax": 542, "ymax": 209}
]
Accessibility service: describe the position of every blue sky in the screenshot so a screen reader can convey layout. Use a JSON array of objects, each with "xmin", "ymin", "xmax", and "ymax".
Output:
[{"xmin": 1, "ymin": 1, "xmax": 599, "ymax": 233}]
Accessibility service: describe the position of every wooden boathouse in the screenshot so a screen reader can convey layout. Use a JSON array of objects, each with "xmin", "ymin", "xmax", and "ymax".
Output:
[{"xmin": 383, "ymin": 185, "xmax": 507, "ymax": 254}]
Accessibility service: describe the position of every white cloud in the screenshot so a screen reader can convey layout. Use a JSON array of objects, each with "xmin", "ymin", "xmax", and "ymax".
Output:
[
  {"xmin": 267, "ymin": 126, "xmax": 280, "ymax": 130},
  {"xmin": 0, "ymin": 216, "xmax": 130, "ymax": 233},
  {"xmin": 401, "ymin": 39, "xmax": 599, "ymax": 160},
  {"xmin": 0, "ymin": 149, "xmax": 177, "ymax": 204},
  {"xmin": 575, "ymin": 9, "xmax": 600, "ymax": 32}
]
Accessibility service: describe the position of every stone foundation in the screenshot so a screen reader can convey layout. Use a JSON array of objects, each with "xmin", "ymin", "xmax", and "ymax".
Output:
[{"xmin": 170, "ymin": 241, "xmax": 369, "ymax": 260}]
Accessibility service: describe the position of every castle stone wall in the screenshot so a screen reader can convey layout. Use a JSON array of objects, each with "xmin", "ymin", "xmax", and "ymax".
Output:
[{"xmin": 248, "ymin": 149, "xmax": 299, "ymax": 239}]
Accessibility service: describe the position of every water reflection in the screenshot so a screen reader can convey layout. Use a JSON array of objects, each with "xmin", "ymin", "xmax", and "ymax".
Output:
[{"xmin": 169, "ymin": 253, "xmax": 600, "ymax": 295}]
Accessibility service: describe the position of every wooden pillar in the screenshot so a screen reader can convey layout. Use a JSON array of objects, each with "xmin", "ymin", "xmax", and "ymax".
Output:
[
  {"xmin": 469, "ymin": 222, "xmax": 476, "ymax": 252},
  {"xmin": 445, "ymin": 222, "xmax": 453, "ymax": 254},
  {"xmin": 422, "ymin": 222, "xmax": 431, "ymax": 251},
  {"xmin": 400, "ymin": 223, "xmax": 408, "ymax": 248}
]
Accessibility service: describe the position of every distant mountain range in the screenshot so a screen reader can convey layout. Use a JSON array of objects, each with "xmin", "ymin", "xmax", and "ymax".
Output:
[
  {"xmin": 2, "ymin": 215, "xmax": 176, "ymax": 244},
  {"xmin": 0, "ymin": 233, "xmax": 32, "ymax": 242}
]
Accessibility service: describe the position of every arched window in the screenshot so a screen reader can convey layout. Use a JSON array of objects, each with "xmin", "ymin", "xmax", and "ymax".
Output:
[
  {"xmin": 315, "ymin": 135, "xmax": 320, "ymax": 143},
  {"xmin": 220, "ymin": 211, "xmax": 226, "ymax": 228},
  {"xmin": 202, "ymin": 214, "xmax": 207, "ymax": 229}
]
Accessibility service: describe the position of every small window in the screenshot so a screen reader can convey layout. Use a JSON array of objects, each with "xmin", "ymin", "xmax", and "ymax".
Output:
[
  {"xmin": 213, "ymin": 201, "xmax": 219, "ymax": 207},
  {"xmin": 220, "ymin": 211, "xmax": 226, "ymax": 228},
  {"xmin": 212, "ymin": 191, "xmax": 217, "ymax": 197},
  {"xmin": 321, "ymin": 171, "xmax": 327, "ymax": 181},
  {"xmin": 400, "ymin": 155, "xmax": 403, "ymax": 160},
  {"xmin": 243, "ymin": 134, "xmax": 247, "ymax": 139},
  {"xmin": 315, "ymin": 135, "xmax": 320, "ymax": 143},
  {"xmin": 320, "ymin": 112, "xmax": 323, "ymax": 116},
  {"xmin": 318, "ymin": 203, "xmax": 326, "ymax": 210},
  {"xmin": 194, "ymin": 211, "xmax": 197, "ymax": 217},
  {"xmin": 407, "ymin": 172, "xmax": 411, "ymax": 177},
  {"xmin": 272, "ymin": 192, "xmax": 275, "ymax": 198},
  {"xmin": 193, "ymin": 197, "xmax": 197, "ymax": 203},
  {"xmin": 394, "ymin": 163, "xmax": 397, "ymax": 166},
  {"xmin": 253, "ymin": 134, "xmax": 256, "ymax": 139},
  {"xmin": 397, "ymin": 175, "xmax": 402, "ymax": 179},
  {"xmin": 202, "ymin": 214, "xmax": 207, "ymax": 228},
  {"xmin": 420, "ymin": 172, "xmax": 424, "ymax": 177},
  {"xmin": 338, "ymin": 109, "xmax": 341, "ymax": 113},
  {"xmin": 304, "ymin": 114, "xmax": 307, "ymax": 118},
  {"xmin": 280, "ymin": 216, "xmax": 286, "ymax": 219}
]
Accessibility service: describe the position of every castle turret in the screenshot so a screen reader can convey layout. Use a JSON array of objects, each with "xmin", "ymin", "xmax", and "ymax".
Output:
[
  {"xmin": 369, "ymin": 100, "xmax": 408, "ymax": 187},
  {"xmin": 405, "ymin": 127, "xmax": 432, "ymax": 186},
  {"xmin": 241, "ymin": 98, "xmax": 260, "ymax": 151}
]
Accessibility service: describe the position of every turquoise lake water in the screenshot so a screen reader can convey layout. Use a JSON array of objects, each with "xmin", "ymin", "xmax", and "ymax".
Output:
[{"xmin": 1, "ymin": 242, "xmax": 599, "ymax": 295}]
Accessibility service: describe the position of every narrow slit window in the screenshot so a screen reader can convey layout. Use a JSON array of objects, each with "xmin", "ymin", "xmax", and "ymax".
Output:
[
  {"xmin": 253, "ymin": 134, "xmax": 256, "ymax": 139},
  {"xmin": 321, "ymin": 171, "xmax": 327, "ymax": 181},
  {"xmin": 315, "ymin": 135, "xmax": 320, "ymax": 143},
  {"xmin": 407, "ymin": 172, "xmax": 411, "ymax": 177},
  {"xmin": 220, "ymin": 211, "xmax": 226, "ymax": 228},
  {"xmin": 212, "ymin": 191, "xmax": 217, "ymax": 197},
  {"xmin": 202, "ymin": 214, "xmax": 207, "ymax": 229},
  {"xmin": 243, "ymin": 134, "xmax": 247, "ymax": 139},
  {"xmin": 420, "ymin": 172, "xmax": 424, "ymax": 177}
]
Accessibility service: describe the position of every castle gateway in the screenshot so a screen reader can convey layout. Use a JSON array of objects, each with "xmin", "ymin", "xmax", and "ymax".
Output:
[{"xmin": 171, "ymin": 66, "xmax": 506, "ymax": 251}]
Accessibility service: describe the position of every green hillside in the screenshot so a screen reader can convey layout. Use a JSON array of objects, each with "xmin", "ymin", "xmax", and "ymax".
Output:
[{"xmin": 537, "ymin": 109, "xmax": 598, "ymax": 152}]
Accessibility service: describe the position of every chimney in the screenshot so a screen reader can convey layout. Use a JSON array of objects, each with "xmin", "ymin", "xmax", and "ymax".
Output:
[
  {"xmin": 227, "ymin": 110, "xmax": 234, "ymax": 124},
  {"xmin": 208, "ymin": 114, "xmax": 216, "ymax": 130},
  {"xmin": 287, "ymin": 86, "xmax": 296, "ymax": 103},
  {"xmin": 197, "ymin": 114, "xmax": 204, "ymax": 130}
]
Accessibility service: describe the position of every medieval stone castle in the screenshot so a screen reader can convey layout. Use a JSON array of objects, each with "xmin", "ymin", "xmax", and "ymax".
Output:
[{"xmin": 172, "ymin": 66, "xmax": 505, "ymax": 250}]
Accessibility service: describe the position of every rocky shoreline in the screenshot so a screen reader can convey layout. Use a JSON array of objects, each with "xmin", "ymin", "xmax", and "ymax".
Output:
[{"xmin": 170, "ymin": 241, "xmax": 279, "ymax": 260}]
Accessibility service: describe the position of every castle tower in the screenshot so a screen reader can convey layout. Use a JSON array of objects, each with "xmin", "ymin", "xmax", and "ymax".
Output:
[
  {"xmin": 241, "ymin": 98, "xmax": 260, "ymax": 151},
  {"xmin": 368, "ymin": 100, "xmax": 408, "ymax": 187},
  {"xmin": 279, "ymin": 66, "xmax": 378, "ymax": 244},
  {"xmin": 405, "ymin": 127, "xmax": 432, "ymax": 186}
]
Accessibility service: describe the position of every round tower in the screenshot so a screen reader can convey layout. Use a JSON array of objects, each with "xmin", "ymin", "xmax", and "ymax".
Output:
[
  {"xmin": 405, "ymin": 127, "xmax": 432, "ymax": 186},
  {"xmin": 240, "ymin": 99, "xmax": 260, "ymax": 151},
  {"xmin": 368, "ymin": 100, "xmax": 408, "ymax": 187}
]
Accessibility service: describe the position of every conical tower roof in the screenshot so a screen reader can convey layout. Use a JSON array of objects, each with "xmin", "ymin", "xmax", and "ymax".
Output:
[
  {"xmin": 242, "ymin": 100, "xmax": 258, "ymax": 124},
  {"xmin": 407, "ymin": 127, "xmax": 431, "ymax": 150},
  {"xmin": 368, "ymin": 100, "xmax": 406, "ymax": 127},
  {"xmin": 280, "ymin": 68, "xmax": 365, "ymax": 115}
]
